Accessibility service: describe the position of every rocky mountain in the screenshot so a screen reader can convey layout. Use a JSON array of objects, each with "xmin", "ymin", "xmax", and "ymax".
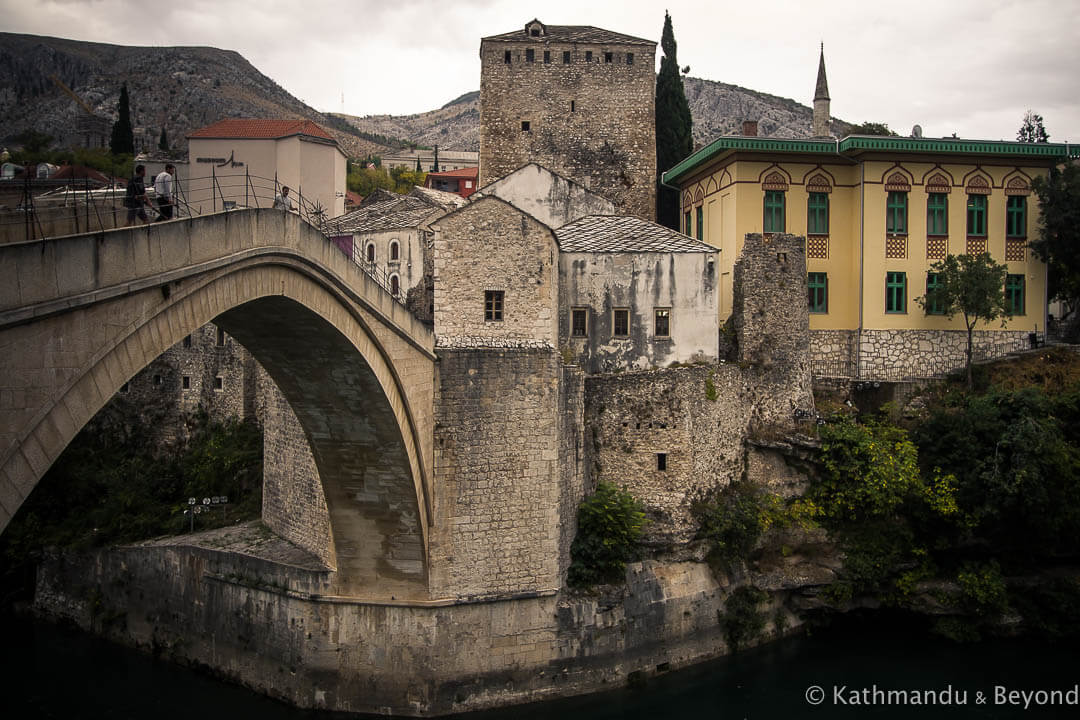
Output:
[
  {"xmin": 2, "ymin": 33, "xmax": 853, "ymax": 161},
  {"xmin": 335, "ymin": 80, "xmax": 853, "ymax": 153},
  {"xmin": 0, "ymin": 32, "xmax": 390, "ymax": 158}
]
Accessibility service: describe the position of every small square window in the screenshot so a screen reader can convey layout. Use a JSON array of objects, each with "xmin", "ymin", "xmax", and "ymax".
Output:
[
  {"xmin": 585, "ymin": 51, "xmax": 593, "ymax": 62},
  {"xmin": 214, "ymin": 376, "xmax": 224, "ymax": 391},
  {"xmin": 485, "ymin": 290, "xmax": 504, "ymax": 321},
  {"xmin": 504, "ymin": 50, "xmax": 511, "ymax": 64},
  {"xmin": 525, "ymin": 48, "xmax": 534, "ymax": 63},
  {"xmin": 182, "ymin": 376, "xmax": 190, "ymax": 390},
  {"xmin": 604, "ymin": 52, "xmax": 613, "ymax": 63},
  {"xmin": 562, "ymin": 51, "xmax": 571, "ymax": 64},
  {"xmin": 153, "ymin": 374, "xmax": 162, "ymax": 386},
  {"xmin": 627, "ymin": 53, "xmax": 634, "ymax": 65},
  {"xmin": 521, "ymin": 121, "xmax": 531, "ymax": 132},
  {"xmin": 657, "ymin": 453, "xmax": 667, "ymax": 471},
  {"xmin": 654, "ymin": 309, "xmax": 670, "ymax": 338},
  {"xmin": 216, "ymin": 327, "xmax": 226, "ymax": 346},
  {"xmin": 543, "ymin": 50, "xmax": 550, "ymax": 64},
  {"xmin": 571, "ymin": 308, "xmax": 588, "ymax": 337},
  {"xmin": 571, "ymin": 100, "xmax": 575, "ymax": 112}
]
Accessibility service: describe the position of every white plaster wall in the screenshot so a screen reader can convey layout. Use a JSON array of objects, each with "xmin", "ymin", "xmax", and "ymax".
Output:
[{"xmin": 475, "ymin": 163, "xmax": 615, "ymax": 229}]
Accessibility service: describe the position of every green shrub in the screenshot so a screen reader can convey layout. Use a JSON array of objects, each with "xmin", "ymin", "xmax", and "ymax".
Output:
[
  {"xmin": 567, "ymin": 482, "xmax": 647, "ymax": 587},
  {"xmin": 721, "ymin": 586, "xmax": 769, "ymax": 650},
  {"xmin": 696, "ymin": 483, "xmax": 764, "ymax": 566}
]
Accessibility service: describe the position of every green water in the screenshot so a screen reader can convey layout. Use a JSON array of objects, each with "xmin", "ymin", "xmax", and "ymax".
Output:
[{"xmin": 2, "ymin": 613, "xmax": 1077, "ymax": 719}]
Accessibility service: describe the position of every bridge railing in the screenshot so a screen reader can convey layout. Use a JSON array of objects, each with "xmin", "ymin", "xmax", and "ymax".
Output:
[{"xmin": 1, "ymin": 170, "xmax": 407, "ymax": 305}]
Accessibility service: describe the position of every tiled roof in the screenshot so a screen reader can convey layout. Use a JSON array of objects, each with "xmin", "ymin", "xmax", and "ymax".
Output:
[
  {"xmin": 425, "ymin": 167, "xmax": 478, "ymax": 179},
  {"xmin": 556, "ymin": 215, "xmax": 715, "ymax": 253},
  {"xmin": 188, "ymin": 118, "xmax": 335, "ymax": 141},
  {"xmin": 483, "ymin": 25, "xmax": 653, "ymax": 45},
  {"xmin": 325, "ymin": 188, "xmax": 462, "ymax": 234}
]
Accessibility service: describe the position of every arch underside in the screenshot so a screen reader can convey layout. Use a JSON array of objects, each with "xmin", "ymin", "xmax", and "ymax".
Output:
[{"xmin": 0, "ymin": 259, "xmax": 431, "ymax": 600}]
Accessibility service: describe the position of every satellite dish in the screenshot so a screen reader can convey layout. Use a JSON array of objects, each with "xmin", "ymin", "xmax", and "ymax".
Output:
[{"xmin": 912, "ymin": 124, "xmax": 923, "ymax": 138}]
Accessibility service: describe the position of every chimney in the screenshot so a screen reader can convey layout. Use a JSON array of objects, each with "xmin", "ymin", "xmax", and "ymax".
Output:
[{"xmin": 742, "ymin": 120, "xmax": 758, "ymax": 137}]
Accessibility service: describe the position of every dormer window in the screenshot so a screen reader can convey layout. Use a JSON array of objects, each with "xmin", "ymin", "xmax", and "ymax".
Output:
[{"xmin": 525, "ymin": 20, "xmax": 546, "ymax": 37}]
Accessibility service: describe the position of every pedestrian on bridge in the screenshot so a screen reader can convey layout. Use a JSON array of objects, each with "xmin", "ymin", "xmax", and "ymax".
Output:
[
  {"xmin": 153, "ymin": 164, "xmax": 175, "ymax": 221},
  {"xmin": 273, "ymin": 186, "xmax": 293, "ymax": 212},
  {"xmin": 124, "ymin": 164, "xmax": 151, "ymax": 226}
]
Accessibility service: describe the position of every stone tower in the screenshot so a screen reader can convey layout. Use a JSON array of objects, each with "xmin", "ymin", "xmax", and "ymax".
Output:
[
  {"xmin": 479, "ymin": 19, "xmax": 657, "ymax": 220},
  {"xmin": 813, "ymin": 44, "xmax": 831, "ymax": 138}
]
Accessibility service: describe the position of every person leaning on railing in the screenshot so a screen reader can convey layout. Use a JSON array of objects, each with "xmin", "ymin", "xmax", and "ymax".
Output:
[{"xmin": 273, "ymin": 186, "xmax": 294, "ymax": 212}]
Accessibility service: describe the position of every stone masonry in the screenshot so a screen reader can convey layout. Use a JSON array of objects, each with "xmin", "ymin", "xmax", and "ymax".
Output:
[{"xmin": 479, "ymin": 20, "xmax": 657, "ymax": 220}]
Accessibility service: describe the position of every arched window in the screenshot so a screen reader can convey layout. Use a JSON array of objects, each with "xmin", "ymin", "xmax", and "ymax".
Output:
[
  {"xmin": 390, "ymin": 274, "xmax": 400, "ymax": 297},
  {"xmin": 366, "ymin": 242, "xmax": 375, "ymax": 263},
  {"xmin": 390, "ymin": 240, "xmax": 400, "ymax": 261}
]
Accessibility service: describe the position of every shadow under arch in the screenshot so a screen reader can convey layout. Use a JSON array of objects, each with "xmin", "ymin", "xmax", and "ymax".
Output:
[{"xmin": 215, "ymin": 295, "xmax": 426, "ymax": 599}]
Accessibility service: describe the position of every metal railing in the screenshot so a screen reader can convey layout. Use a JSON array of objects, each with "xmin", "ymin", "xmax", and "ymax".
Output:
[{"xmin": 1, "ymin": 170, "xmax": 406, "ymax": 305}]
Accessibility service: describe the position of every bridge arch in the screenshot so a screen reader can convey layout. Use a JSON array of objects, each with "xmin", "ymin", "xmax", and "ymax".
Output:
[{"xmin": 0, "ymin": 211, "xmax": 435, "ymax": 599}]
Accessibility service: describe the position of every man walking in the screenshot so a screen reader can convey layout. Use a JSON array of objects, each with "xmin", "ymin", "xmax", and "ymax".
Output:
[
  {"xmin": 273, "ymin": 185, "xmax": 293, "ymax": 211},
  {"xmin": 124, "ymin": 164, "xmax": 151, "ymax": 226},
  {"xmin": 153, "ymin": 164, "xmax": 176, "ymax": 221}
]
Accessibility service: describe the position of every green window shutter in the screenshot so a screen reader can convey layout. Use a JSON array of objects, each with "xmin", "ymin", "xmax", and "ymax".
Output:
[
  {"xmin": 696, "ymin": 206, "xmax": 704, "ymax": 241},
  {"xmin": 886, "ymin": 191, "xmax": 907, "ymax": 234},
  {"xmin": 684, "ymin": 210, "xmax": 691, "ymax": 236},
  {"xmin": 764, "ymin": 191, "xmax": 785, "ymax": 233},
  {"xmin": 927, "ymin": 193, "xmax": 948, "ymax": 235},
  {"xmin": 808, "ymin": 192, "xmax": 829, "ymax": 234},
  {"xmin": 1006, "ymin": 196, "xmax": 1026, "ymax": 238},
  {"xmin": 886, "ymin": 271, "xmax": 907, "ymax": 313},
  {"xmin": 1006, "ymin": 274, "xmax": 1025, "ymax": 315},
  {"xmin": 967, "ymin": 195, "xmax": 987, "ymax": 237},
  {"xmin": 926, "ymin": 273, "xmax": 945, "ymax": 315},
  {"xmin": 808, "ymin": 272, "xmax": 828, "ymax": 313}
]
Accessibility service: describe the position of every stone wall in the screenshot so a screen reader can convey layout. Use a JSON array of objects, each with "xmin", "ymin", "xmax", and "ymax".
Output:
[
  {"xmin": 810, "ymin": 329, "xmax": 857, "ymax": 377},
  {"xmin": 557, "ymin": 363, "xmax": 586, "ymax": 584},
  {"xmin": 433, "ymin": 196, "xmax": 558, "ymax": 346},
  {"xmin": 479, "ymin": 36, "xmax": 657, "ymax": 220},
  {"xmin": 473, "ymin": 162, "xmax": 615, "ymax": 229},
  {"xmin": 258, "ymin": 369, "xmax": 334, "ymax": 569},
  {"xmin": 858, "ymin": 329, "xmax": 1031, "ymax": 380},
  {"xmin": 428, "ymin": 348, "xmax": 564, "ymax": 599}
]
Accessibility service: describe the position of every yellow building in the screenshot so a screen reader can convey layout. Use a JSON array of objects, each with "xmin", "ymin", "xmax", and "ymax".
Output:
[{"xmin": 663, "ymin": 133, "xmax": 1078, "ymax": 380}]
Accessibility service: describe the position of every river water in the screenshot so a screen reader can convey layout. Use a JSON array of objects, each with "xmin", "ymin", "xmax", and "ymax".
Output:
[{"xmin": 2, "ymin": 611, "xmax": 1077, "ymax": 719}]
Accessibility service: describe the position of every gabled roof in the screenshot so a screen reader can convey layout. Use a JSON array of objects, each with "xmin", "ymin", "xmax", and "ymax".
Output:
[
  {"xmin": 408, "ymin": 185, "xmax": 468, "ymax": 210},
  {"xmin": 325, "ymin": 186, "xmax": 463, "ymax": 234},
  {"xmin": 188, "ymin": 118, "xmax": 336, "ymax": 142},
  {"xmin": 483, "ymin": 24, "xmax": 654, "ymax": 46},
  {"xmin": 556, "ymin": 215, "xmax": 716, "ymax": 253}
]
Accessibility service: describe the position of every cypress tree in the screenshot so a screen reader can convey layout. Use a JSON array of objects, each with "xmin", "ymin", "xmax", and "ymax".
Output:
[
  {"xmin": 655, "ymin": 12, "xmax": 693, "ymax": 230},
  {"xmin": 110, "ymin": 83, "xmax": 135, "ymax": 155},
  {"xmin": 159, "ymin": 127, "xmax": 169, "ymax": 152}
]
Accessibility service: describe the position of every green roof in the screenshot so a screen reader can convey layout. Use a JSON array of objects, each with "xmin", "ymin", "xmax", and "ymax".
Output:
[{"xmin": 663, "ymin": 134, "xmax": 1079, "ymax": 186}]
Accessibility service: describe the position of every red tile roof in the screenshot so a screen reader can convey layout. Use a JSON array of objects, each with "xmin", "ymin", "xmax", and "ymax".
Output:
[
  {"xmin": 188, "ymin": 118, "xmax": 335, "ymax": 141},
  {"xmin": 425, "ymin": 167, "xmax": 478, "ymax": 179}
]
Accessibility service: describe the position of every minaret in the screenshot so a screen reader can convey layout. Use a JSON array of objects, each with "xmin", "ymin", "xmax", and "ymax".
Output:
[{"xmin": 813, "ymin": 43, "xmax": 831, "ymax": 138}]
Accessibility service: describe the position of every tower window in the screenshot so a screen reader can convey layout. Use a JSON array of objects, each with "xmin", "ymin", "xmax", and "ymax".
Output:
[
  {"xmin": 525, "ymin": 48, "xmax": 534, "ymax": 63},
  {"xmin": 543, "ymin": 50, "xmax": 550, "ymax": 64},
  {"xmin": 504, "ymin": 50, "xmax": 511, "ymax": 64},
  {"xmin": 183, "ymin": 334, "xmax": 192, "ymax": 348},
  {"xmin": 571, "ymin": 100, "xmax": 575, "ymax": 112},
  {"xmin": 627, "ymin": 53, "xmax": 634, "ymax": 65},
  {"xmin": 217, "ymin": 327, "xmax": 226, "ymax": 346},
  {"xmin": 214, "ymin": 376, "xmax": 224, "ymax": 391},
  {"xmin": 485, "ymin": 291, "xmax": 504, "ymax": 321},
  {"xmin": 521, "ymin": 121, "xmax": 530, "ymax": 132},
  {"xmin": 571, "ymin": 308, "xmax": 588, "ymax": 337},
  {"xmin": 604, "ymin": 52, "xmax": 613, "ymax": 63},
  {"xmin": 657, "ymin": 453, "xmax": 667, "ymax": 471},
  {"xmin": 182, "ymin": 376, "xmax": 190, "ymax": 390},
  {"xmin": 585, "ymin": 50, "xmax": 593, "ymax": 62},
  {"xmin": 562, "ymin": 51, "xmax": 570, "ymax": 64}
]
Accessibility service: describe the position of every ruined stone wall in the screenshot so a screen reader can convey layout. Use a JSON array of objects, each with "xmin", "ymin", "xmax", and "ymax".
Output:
[
  {"xmin": 258, "ymin": 368, "xmax": 335, "ymax": 569},
  {"xmin": 584, "ymin": 364, "xmax": 810, "ymax": 546},
  {"xmin": 557, "ymin": 363, "xmax": 586, "ymax": 583},
  {"xmin": 428, "ymin": 348, "xmax": 564, "ymax": 599},
  {"xmin": 433, "ymin": 196, "xmax": 558, "ymax": 347},
  {"xmin": 479, "ymin": 39, "xmax": 657, "ymax": 220}
]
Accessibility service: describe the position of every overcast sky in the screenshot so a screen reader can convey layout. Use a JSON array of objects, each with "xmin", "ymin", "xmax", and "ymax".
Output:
[{"xmin": 3, "ymin": 0, "xmax": 1078, "ymax": 142}]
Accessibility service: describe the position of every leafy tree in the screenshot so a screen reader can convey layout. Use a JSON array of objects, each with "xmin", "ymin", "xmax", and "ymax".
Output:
[
  {"xmin": 159, "ymin": 127, "xmax": 169, "ymax": 152},
  {"xmin": 1017, "ymin": 110, "xmax": 1049, "ymax": 143},
  {"xmin": 109, "ymin": 83, "xmax": 134, "ymax": 156},
  {"xmin": 1031, "ymin": 163, "xmax": 1080, "ymax": 310},
  {"xmin": 917, "ymin": 253, "xmax": 1011, "ymax": 389},
  {"xmin": 13, "ymin": 129, "xmax": 53, "ymax": 154},
  {"xmin": 433, "ymin": 144, "xmax": 439, "ymax": 173},
  {"xmin": 850, "ymin": 122, "xmax": 899, "ymax": 136},
  {"xmin": 567, "ymin": 481, "xmax": 647, "ymax": 587},
  {"xmin": 655, "ymin": 11, "xmax": 693, "ymax": 230}
]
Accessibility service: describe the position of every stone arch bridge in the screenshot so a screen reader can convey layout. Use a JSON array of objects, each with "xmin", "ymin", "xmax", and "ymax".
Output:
[{"xmin": 0, "ymin": 210, "xmax": 435, "ymax": 598}]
